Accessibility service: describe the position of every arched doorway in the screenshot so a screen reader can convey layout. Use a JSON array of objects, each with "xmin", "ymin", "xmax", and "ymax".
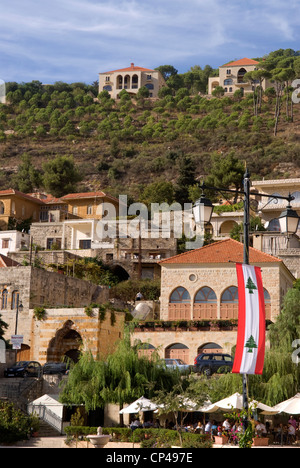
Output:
[
  {"xmin": 47, "ymin": 320, "xmax": 82, "ymax": 363},
  {"xmin": 197, "ymin": 342, "xmax": 223, "ymax": 354},
  {"xmin": 17, "ymin": 344, "xmax": 31, "ymax": 362},
  {"xmin": 165, "ymin": 343, "xmax": 189, "ymax": 363},
  {"xmin": 111, "ymin": 264, "xmax": 130, "ymax": 281}
]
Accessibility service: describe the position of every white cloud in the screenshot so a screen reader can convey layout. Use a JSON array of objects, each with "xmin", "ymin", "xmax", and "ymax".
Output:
[{"xmin": 0, "ymin": 0, "xmax": 299, "ymax": 82}]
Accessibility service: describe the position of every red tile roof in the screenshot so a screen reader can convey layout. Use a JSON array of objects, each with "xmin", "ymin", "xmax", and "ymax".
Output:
[
  {"xmin": 221, "ymin": 58, "xmax": 260, "ymax": 67},
  {"xmin": 0, "ymin": 254, "xmax": 20, "ymax": 267},
  {"xmin": 61, "ymin": 191, "xmax": 119, "ymax": 203},
  {"xmin": 0, "ymin": 189, "xmax": 44, "ymax": 204},
  {"xmin": 159, "ymin": 239, "xmax": 281, "ymax": 265},
  {"xmin": 102, "ymin": 63, "xmax": 154, "ymax": 74}
]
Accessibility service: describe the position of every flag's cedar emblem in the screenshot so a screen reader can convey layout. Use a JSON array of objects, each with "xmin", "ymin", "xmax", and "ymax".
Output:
[
  {"xmin": 246, "ymin": 277, "xmax": 257, "ymax": 294},
  {"xmin": 245, "ymin": 335, "xmax": 258, "ymax": 353}
]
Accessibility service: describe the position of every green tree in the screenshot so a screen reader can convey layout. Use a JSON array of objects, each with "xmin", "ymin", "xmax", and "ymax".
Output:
[
  {"xmin": 11, "ymin": 153, "xmax": 41, "ymax": 193},
  {"xmin": 60, "ymin": 329, "xmax": 177, "ymax": 425},
  {"xmin": 42, "ymin": 155, "xmax": 82, "ymax": 197},
  {"xmin": 141, "ymin": 180, "xmax": 175, "ymax": 205},
  {"xmin": 205, "ymin": 152, "xmax": 245, "ymax": 203}
]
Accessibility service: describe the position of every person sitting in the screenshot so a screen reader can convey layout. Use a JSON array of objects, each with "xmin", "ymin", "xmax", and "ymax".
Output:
[
  {"xmin": 255, "ymin": 421, "xmax": 267, "ymax": 437},
  {"xmin": 287, "ymin": 423, "xmax": 296, "ymax": 444},
  {"xmin": 194, "ymin": 421, "xmax": 204, "ymax": 434}
]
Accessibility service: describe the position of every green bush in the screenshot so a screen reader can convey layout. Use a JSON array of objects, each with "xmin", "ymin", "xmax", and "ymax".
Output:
[{"xmin": 0, "ymin": 402, "xmax": 39, "ymax": 443}]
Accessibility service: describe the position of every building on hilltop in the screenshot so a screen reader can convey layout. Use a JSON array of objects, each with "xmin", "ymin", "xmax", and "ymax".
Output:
[
  {"xmin": 99, "ymin": 63, "xmax": 166, "ymax": 99},
  {"xmin": 208, "ymin": 58, "xmax": 272, "ymax": 96}
]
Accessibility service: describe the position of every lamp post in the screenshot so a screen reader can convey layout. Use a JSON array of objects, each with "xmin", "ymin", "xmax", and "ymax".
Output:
[
  {"xmin": 193, "ymin": 168, "xmax": 300, "ymax": 428},
  {"xmin": 14, "ymin": 296, "xmax": 24, "ymax": 336}
]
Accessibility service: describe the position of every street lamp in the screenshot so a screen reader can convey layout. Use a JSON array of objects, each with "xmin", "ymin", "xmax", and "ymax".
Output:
[
  {"xmin": 277, "ymin": 200, "xmax": 300, "ymax": 237},
  {"xmin": 193, "ymin": 168, "xmax": 300, "ymax": 427}
]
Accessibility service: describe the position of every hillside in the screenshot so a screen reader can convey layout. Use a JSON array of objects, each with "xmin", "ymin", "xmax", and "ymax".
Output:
[{"xmin": 0, "ymin": 79, "xmax": 300, "ymax": 202}]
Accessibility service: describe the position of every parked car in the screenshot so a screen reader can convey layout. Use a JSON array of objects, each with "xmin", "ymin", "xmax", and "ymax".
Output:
[
  {"xmin": 42, "ymin": 362, "xmax": 68, "ymax": 376},
  {"xmin": 163, "ymin": 358, "xmax": 191, "ymax": 373},
  {"xmin": 4, "ymin": 361, "xmax": 42, "ymax": 378},
  {"xmin": 194, "ymin": 353, "xmax": 234, "ymax": 376}
]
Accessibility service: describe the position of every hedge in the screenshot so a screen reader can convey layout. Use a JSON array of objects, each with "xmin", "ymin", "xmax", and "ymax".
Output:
[{"xmin": 64, "ymin": 426, "xmax": 212, "ymax": 448}]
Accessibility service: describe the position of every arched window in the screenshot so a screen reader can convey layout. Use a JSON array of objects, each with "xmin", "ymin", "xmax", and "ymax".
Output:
[
  {"xmin": 11, "ymin": 291, "xmax": 19, "ymax": 310},
  {"xmin": 170, "ymin": 287, "xmax": 190, "ymax": 303},
  {"xmin": 220, "ymin": 286, "xmax": 238, "ymax": 319},
  {"xmin": 237, "ymin": 68, "xmax": 247, "ymax": 83},
  {"xmin": 103, "ymin": 85, "xmax": 112, "ymax": 91},
  {"xmin": 264, "ymin": 288, "xmax": 271, "ymax": 320},
  {"xmin": 194, "ymin": 287, "xmax": 217, "ymax": 320},
  {"xmin": 221, "ymin": 286, "xmax": 238, "ymax": 303},
  {"xmin": 1, "ymin": 289, "xmax": 8, "ymax": 309},
  {"xmin": 224, "ymin": 78, "xmax": 233, "ymax": 86},
  {"xmin": 145, "ymin": 83, "xmax": 154, "ymax": 90},
  {"xmin": 267, "ymin": 218, "xmax": 281, "ymax": 232},
  {"xmin": 169, "ymin": 287, "xmax": 191, "ymax": 320},
  {"xmin": 195, "ymin": 287, "xmax": 217, "ymax": 303}
]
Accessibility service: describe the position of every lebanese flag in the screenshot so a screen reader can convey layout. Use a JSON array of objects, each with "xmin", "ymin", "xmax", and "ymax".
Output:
[{"xmin": 232, "ymin": 263, "xmax": 266, "ymax": 375}]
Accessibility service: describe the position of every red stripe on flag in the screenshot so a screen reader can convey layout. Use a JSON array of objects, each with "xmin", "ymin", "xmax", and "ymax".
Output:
[
  {"xmin": 254, "ymin": 266, "xmax": 265, "ymax": 375},
  {"xmin": 232, "ymin": 263, "xmax": 246, "ymax": 374}
]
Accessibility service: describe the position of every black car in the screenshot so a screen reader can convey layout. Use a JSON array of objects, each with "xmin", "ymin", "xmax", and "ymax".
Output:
[
  {"xmin": 4, "ymin": 361, "xmax": 42, "ymax": 378},
  {"xmin": 42, "ymin": 362, "xmax": 68, "ymax": 375},
  {"xmin": 194, "ymin": 353, "xmax": 234, "ymax": 376}
]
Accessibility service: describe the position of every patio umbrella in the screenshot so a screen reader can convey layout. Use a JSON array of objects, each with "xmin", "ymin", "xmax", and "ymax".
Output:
[
  {"xmin": 202, "ymin": 393, "xmax": 275, "ymax": 414},
  {"xmin": 119, "ymin": 396, "xmax": 158, "ymax": 414},
  {"xmin": 201, "ymin": 392, "xmax": 244, "ymax": 413},
  {"xmin": 263, "ymin": 393, "xmax": 300, "ymax": 415}
]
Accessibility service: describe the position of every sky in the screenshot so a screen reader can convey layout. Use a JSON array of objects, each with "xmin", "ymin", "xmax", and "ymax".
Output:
[{"xmin": 1, "ymin": 0, "xmax": 300, "ymax": 85}]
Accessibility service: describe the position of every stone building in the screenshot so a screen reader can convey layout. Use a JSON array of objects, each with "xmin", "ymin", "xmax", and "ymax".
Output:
[
  {"xmin": 99, "ymin": 63, "xmax": 166, "ymax": 99},
  {"xmin": 132, "ymin": 239, "xmax": 295, "ymax": 365},
  {"xmin": 208, "ymin": 57, "xmax": 273, "ymax": 96},
  {"xmin": 0, "ymin": 265, "xmax": 116, "ymax": 363}
]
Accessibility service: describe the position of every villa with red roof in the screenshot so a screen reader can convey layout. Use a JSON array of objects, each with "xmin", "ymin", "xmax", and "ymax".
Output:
[
  {"xmin": 159, "ymin": 238, "xmax": 294, "ymax": 324},
  {"xmin": 208, "ymin": 57, "xmax": 272, "ymax": 96},
  {"xmin": 98, "ymin": 62, "xmax": 166, "ymax": 99},
  {"xmin": 132, "ymin": 238, "xmax": 295, "ymax": 364}
]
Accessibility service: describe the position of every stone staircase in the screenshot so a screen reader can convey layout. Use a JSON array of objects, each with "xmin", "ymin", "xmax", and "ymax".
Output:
[{"xmin": 36, "ymin": 419, "xmax": 62, "ymax": 437}]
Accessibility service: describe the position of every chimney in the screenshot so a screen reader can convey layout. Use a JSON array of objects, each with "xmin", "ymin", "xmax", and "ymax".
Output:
[{"xmin": 131, "ymin": 63, "xmax": 134, "ymax": 68}]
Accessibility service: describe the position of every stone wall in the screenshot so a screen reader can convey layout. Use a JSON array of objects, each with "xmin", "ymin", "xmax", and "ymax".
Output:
[
  {"xmin": 0, "ymin": 266, "xmax": 109, "ymax": 342},
  {"xmin": 132, "ymin": 329, "xmax": 237, "ymax": 366},
  {"xmin": 160, "ymin": 263, "xmax": 293, "ymax": 322},
  {"xmin": 2, "ymin": 306, "xmax": 125, "ymax": 365}
]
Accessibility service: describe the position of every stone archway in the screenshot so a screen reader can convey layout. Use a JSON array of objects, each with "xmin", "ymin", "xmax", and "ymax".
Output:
[{"xmin": 47, "ymin": 320, "xmax": 83, "ymax": 363}]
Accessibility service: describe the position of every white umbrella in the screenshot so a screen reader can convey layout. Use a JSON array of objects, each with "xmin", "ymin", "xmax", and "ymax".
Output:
[
  {"xmin": 202, "ymin": 392, "xmax": 244, "ymax": 413},
  {"xmin": 202, "ymin": 393, "xmax": 275, "ymax": 414},
  {"xmin": 264, "ymin": 393, "xmax": 300, "ymax": 415},
  {"xmin": 119, "ymin": 396, "xmax": 158, "ymax": 414}
]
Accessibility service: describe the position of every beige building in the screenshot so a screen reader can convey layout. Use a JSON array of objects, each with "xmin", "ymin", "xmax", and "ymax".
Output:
[
  {"xmin": 208, "ymin": 57, "xmax": 272, "ymax": 96},
  {"xmin": 99, "ymin": 63, "xmax": 166, "ymax": 99},
  {"xmin": 132, "ymin": 239, "xmax": 295, "ymax": 365},
  {"xmin": 0, "ymin": 265, "xmax": 127, "ymax": 365},
  {"xmin": 251, "ymin": 178, "xmax": 300, "ymax": 236}
]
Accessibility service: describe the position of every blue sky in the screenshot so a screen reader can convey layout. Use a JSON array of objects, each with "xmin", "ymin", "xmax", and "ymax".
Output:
[{"xmin": 1, "ymin": 0, "xmax": 300, "ymax": 84}]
